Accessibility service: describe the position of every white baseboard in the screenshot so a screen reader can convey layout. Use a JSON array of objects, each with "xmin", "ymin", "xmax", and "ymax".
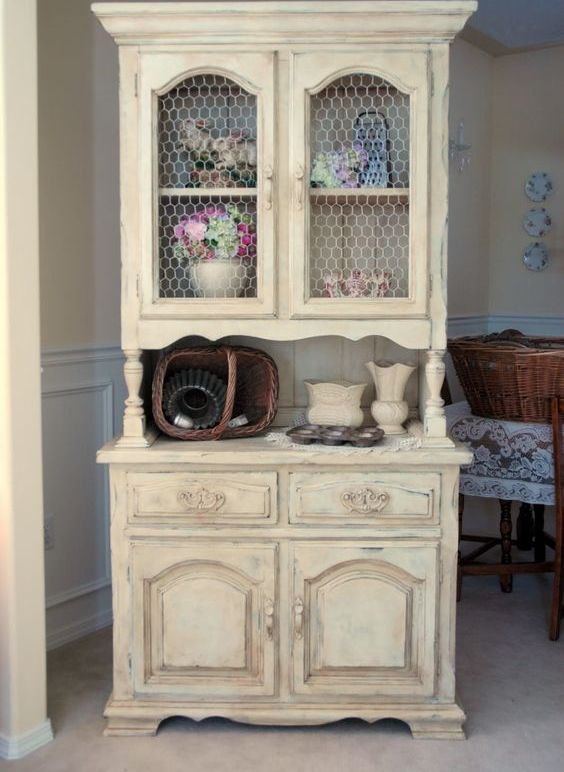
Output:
[
  {"xmin": 47, "ymin": 608, "xmax": 113, "ymax": 651},
  {"xmin": 0, "ymin": 720, "xmax": 54, "ymax": 761}
]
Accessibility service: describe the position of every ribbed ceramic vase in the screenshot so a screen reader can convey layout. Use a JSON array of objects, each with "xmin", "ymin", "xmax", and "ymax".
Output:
[
  {"xmin": 365, "ymin": 360, "xmax": 417, "ymax": 435},
  {"xmin": 305, "ymin": 380, "xmax": 366, "ymax": 427}
]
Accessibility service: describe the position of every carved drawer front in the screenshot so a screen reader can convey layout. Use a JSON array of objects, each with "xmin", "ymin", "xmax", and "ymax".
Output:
[
  {"xmin": 131, "ymin": 541, "xmax": 277, "ymax": 698},
  {"xmin": 127, "ymin": 472, "xmax": 277, "ymax": 525},
  {"xmin": 289, "ymin": 472, "xmax": 439, "ymax": 526},
  {"xmin": 290, "ymin": 541, "xmax": 438, "ymax": 699}
]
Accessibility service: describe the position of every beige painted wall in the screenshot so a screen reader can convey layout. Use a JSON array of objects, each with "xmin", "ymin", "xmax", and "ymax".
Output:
[
  {"xmin": 448, "ymin": 38, "xmax": 492, "ymax": 317},
  {"xmin": 489, "ymin": 46, "xmax": 564, "ymax": 317},
  {"xmin": 38, "ymin": 0, "xmax": 120, "ymax": 349}
]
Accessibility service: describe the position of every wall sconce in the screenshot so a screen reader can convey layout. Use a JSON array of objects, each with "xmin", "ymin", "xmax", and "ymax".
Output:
[{"xmin": 449, "ymin": 120, "xmax": 471, "ymax": 173}]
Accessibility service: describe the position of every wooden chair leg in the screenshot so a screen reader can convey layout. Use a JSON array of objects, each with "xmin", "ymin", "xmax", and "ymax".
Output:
[
  {"xmin": 516, "ymin": 502, "xmax": 534, "ymax": 551},
  {"xmin": 499, "ymin": 499, "xmax": 513, "ymax": 593},
  {"xmin": 457, "ymin": 493, "xmax": 464, "ymax": 602},
  {"xmin": 549, "ymin": 396, "xmax": 563, "ymax": 641},
  {"xmin": 533, "ymin": 504, "xmax": 546, "ymax": 563}
]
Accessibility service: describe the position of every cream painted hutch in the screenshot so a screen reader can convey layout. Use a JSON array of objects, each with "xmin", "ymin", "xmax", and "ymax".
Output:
[{"xmin": 94, "ymin": 1, "xmax": 476, "ymax": 739}]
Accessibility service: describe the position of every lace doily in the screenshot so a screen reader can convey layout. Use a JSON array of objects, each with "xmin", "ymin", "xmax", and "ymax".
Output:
[{"xmin": 446, "ymin": 401, "xmax": 557, "ymax": 505}]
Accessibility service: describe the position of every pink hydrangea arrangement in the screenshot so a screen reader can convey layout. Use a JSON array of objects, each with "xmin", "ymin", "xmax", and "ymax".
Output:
[{"xmin": 172, "ymin": 204, "xmax": 257, "ymax": 264}]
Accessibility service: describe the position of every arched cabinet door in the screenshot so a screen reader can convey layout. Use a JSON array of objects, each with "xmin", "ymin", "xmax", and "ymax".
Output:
[
  {"xmin": 289, "ymin": 50, "xmax": 429, "ymax": 319},
  {"xmin": 130, "ymin": 541, "xmax": 277, "ymax": 698},
  {"xmin": 290, "ymin": 542, "xmax": 438, "ymax": 698},
  {"xmin": 137, "ymin": 51, "xmax": 276, "ymax": 319}
]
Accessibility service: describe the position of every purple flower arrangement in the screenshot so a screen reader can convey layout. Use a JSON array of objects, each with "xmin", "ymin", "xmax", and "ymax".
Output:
[
  {"xmin": 172, "ymin": 204, "xmax": 257, "ymax": 264},
  {"xmin": 310, "ymin": 143, "xmax": 369, "ymax": 189}
]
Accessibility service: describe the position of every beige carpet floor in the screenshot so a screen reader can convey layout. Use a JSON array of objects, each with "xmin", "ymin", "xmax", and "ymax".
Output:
[{"xmin": 2, "ymin": 574, "xmax": 563, "ymax": 772}]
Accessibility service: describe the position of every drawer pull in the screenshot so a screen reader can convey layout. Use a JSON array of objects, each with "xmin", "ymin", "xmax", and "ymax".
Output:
[
  {"xmin": 293, "ymin": 597, "xmax": 304, "ymax": 640},
  {"xmin": 341, "ymin": 487, "xmax": 390, "ymax": 514},
  {"xmin": 264, "ymin": 597, "xmax": 275, "ymax": 641},
  {"xmin": 177, "ymin": 487, "xmax": 225, "ymax": 513}
]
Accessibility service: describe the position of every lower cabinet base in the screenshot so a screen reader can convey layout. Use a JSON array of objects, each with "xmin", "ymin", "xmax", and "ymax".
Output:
[{"xmin": 104, "ymin": 696, "xmax": 466, "ymax": 740}]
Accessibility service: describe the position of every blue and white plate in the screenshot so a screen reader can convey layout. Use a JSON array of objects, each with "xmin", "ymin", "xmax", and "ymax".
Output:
[
  {"xmin": 523, "ymin": 207, "xmax": 552, "ymax": 237},
  {"xmin": 522, "ymin": 242, "xmax": 549, "ymax": 272},
  {"xmin": 525, "ymin": 172, "xmax": 553, "ymax": 202}
]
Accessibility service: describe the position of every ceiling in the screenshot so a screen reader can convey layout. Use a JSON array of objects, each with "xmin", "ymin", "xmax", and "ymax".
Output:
[{"xmin": 466, "ymin": 0, "xmax": 564, "ymax": 53}]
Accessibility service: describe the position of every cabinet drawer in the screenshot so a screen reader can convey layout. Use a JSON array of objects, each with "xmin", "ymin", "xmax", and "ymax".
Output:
[
  {"xmin": 289, "ymin": 472, "xmax": 439, "ymax": 526},
  {"xmin": 127, "ymin": 472, "xmax": 277, "ymax": 525}
]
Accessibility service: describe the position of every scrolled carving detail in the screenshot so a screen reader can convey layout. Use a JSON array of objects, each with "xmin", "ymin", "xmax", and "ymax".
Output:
[
  {"xmin": 177, "ymin": 486, "xmax": 226, "ymax": 513},
  {"xmin": 340, "ymin": 486, "xmax": 390, "ymax": 514}
]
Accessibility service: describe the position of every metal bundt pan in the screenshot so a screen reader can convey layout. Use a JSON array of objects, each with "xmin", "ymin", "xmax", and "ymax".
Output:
[{"xmin": 162, "ymin": 368, "xmax": 227, "ymax": 430}]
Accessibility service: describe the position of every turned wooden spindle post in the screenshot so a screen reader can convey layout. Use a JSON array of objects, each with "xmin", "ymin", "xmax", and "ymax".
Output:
[
  {"xmin": 117, "ymin": 349, "xmax": 153, "ymax": 447},
  {"xmin": 424, "ymin": 349, "xmax": 448, "ymax": 440}
]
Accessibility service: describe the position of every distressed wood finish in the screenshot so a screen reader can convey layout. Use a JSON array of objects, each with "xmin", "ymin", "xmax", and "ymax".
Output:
[{"xmin": 93, "ymin": 0, "xmax": 476, "ymax": 739}]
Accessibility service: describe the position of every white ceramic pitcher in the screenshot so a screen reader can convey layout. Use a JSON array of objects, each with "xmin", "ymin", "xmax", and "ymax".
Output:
[{"xmin": 365, "ymin": 360, "xmax": 417, "ymax": 435}]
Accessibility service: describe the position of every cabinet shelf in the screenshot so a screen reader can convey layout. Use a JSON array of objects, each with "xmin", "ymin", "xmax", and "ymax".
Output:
[
  {"xmin": 159, "ymin": 187, "xmax": 257, "ymax": 199},
  {"xmin": 310, "ymin": 188, "xmax": 409, "ymax": 204}
]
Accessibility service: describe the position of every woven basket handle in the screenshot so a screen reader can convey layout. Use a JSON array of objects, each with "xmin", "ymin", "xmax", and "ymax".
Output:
[{"xmin": 211, "ymin": 345, "xmax": 237, "ymax": 439}]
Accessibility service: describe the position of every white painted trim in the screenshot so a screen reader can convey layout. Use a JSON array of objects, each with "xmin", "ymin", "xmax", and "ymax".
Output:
[
  {"xmin": 0, "ymin": 720, "xmax": 54, "ymax": 761},
  {"xmin": 45, "ymin": 576, "xmax": 112, "ymax": 610},
  {"xmin": 47, "ymin": 608, "xmax": 113, "ymax": 652},
  {"xmin": 487, "ymin": 314, "xmax": 564, "ymax": 336},
  {"xmin": 41, "ymin": 344, "xmax": 122, "ymax": 367},
  {"xmin": 447, "ymin": 314, "xmax": 489, "ymax": 336}
]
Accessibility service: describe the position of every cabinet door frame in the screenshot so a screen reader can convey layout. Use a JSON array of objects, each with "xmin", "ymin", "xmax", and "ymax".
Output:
[
  {"xmin": 138, "ymin": 50, "xmax": 277, "ymax": 319},
  {"xmin": 289, "ymin": 49, "xmax": 430, "ymax": 319},
  {"xmin": 130, "ymin": 539, "xmax": 278, "ymax": 699},
  {"xmin": 289, "ymin": 540, "xmax": 439, "ymax": 699}
]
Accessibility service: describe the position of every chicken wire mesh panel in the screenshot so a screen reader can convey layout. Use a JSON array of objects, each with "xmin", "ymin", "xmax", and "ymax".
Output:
[
  {"xmin": 309, "ymin": 198, "xmax": 409, "ymax": 299},
  {"xmin": 309, "ymin": 74, "xmax": 409, "ymax": 190},
  {"xmin": 159, "ymin": 195, "xmax": 258, "ymax": 299},
  {"xmin": 158, "ymin": 74, "xmax": 258, "ymax": 189}
]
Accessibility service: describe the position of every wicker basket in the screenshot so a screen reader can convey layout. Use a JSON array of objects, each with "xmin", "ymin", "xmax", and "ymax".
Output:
[
  {"xmin": 152, "ymin": 344, "xmax": 279, "ymax": 440},
  {"xmin": 448, "ymin": 330, "xmax": 564, "ymax": 423}
]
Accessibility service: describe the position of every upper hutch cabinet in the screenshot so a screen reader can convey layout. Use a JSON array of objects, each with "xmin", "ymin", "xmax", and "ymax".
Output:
[
  {"xmin": 94, "ymin": 1, "xmax": 477, "ymax": 351},
  {"xmin": 290, "ymin": 50, "xmax": 428, "ymax": 319}
]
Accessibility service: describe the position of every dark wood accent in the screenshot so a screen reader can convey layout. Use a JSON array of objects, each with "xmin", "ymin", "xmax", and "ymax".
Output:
[
  {"xmin": 516, "ymin": 502, "xmax": 534, "ymax": 550},
  {"xmin": 499, "ymin": 499, "xmax": 513, "ymax": 592},
  {"xmin": 533, "ymin": 504, "xmax": 546, "ymax": 562},
  {"xmin": 463, "ymin": 561, "xmax": 554, "ymax": 576},
  {"xmin": 550, "ymin": 396, "xmax": 564, "ymax": 641}
]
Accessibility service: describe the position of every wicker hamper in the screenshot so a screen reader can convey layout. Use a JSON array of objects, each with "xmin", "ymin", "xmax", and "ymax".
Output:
[
  {"xmin": 448, "ymin": 329, "xmax": 564, "ymax": 423},
  {"xmin": 152, "ymin": 344, "xmax": 279, "ymax": 440}
]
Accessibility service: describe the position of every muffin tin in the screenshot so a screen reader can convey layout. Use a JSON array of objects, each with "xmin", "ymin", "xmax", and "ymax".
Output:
[{"xmin": 286, "ymin": 424, "xmax": 384, "ymax": 447}]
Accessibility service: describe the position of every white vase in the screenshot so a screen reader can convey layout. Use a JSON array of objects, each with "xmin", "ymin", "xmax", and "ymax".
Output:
[
  {"xmin": 365, "ymin": 360, "xmax": 417, "ymax": 435},
  {"xmin": 305, "ymin": 380, "xmax": 366, "ymax": 427},
  {"xmin": 190, "ymin": 258, "xmax": 249, "ymax": 299}
]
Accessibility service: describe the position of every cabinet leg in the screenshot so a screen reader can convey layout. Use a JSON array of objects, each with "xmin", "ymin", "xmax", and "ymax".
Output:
[
  {"xmin": 534, "ymin": 504, "xmax": 546, "ymax": 562},
  {"xmin": 104, "ymin": 716, "xmax": 161, "ymax": 736},
  {"xmin": 499, "ymin": 499, "xmax": 513, "ymax": 593},
  {"xmin": 408, "ymin": 717, "xmax": 466, "ymax": 740}
]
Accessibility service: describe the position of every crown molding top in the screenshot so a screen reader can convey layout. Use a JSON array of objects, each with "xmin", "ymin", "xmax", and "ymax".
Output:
[{"xmin": 92, "ymin": 1, "xmax": 477, "ymax": 46}]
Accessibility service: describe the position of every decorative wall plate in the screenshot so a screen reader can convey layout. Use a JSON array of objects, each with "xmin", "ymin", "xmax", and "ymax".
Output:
[
  {"xmin": 523, "ymin": 242, "xmax": 549, "ymax": 272},
  {"xmin": 523, "ymin": 207, "xmax": 552, "ymax": 237},
  {"xmin": 525, "ymin": 172, "xmax": 553, "ymax": 202}
]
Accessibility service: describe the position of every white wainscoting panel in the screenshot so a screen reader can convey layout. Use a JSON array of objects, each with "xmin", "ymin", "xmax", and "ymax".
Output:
[{"xmin": 41, "ymin": 346, "xmax": 125, "ymax": 650}]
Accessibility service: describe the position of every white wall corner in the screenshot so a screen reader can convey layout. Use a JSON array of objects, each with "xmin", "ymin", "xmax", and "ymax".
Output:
[{"xmin": 0, "ymin": 719, "xmax": 54, "ymax": 761}]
